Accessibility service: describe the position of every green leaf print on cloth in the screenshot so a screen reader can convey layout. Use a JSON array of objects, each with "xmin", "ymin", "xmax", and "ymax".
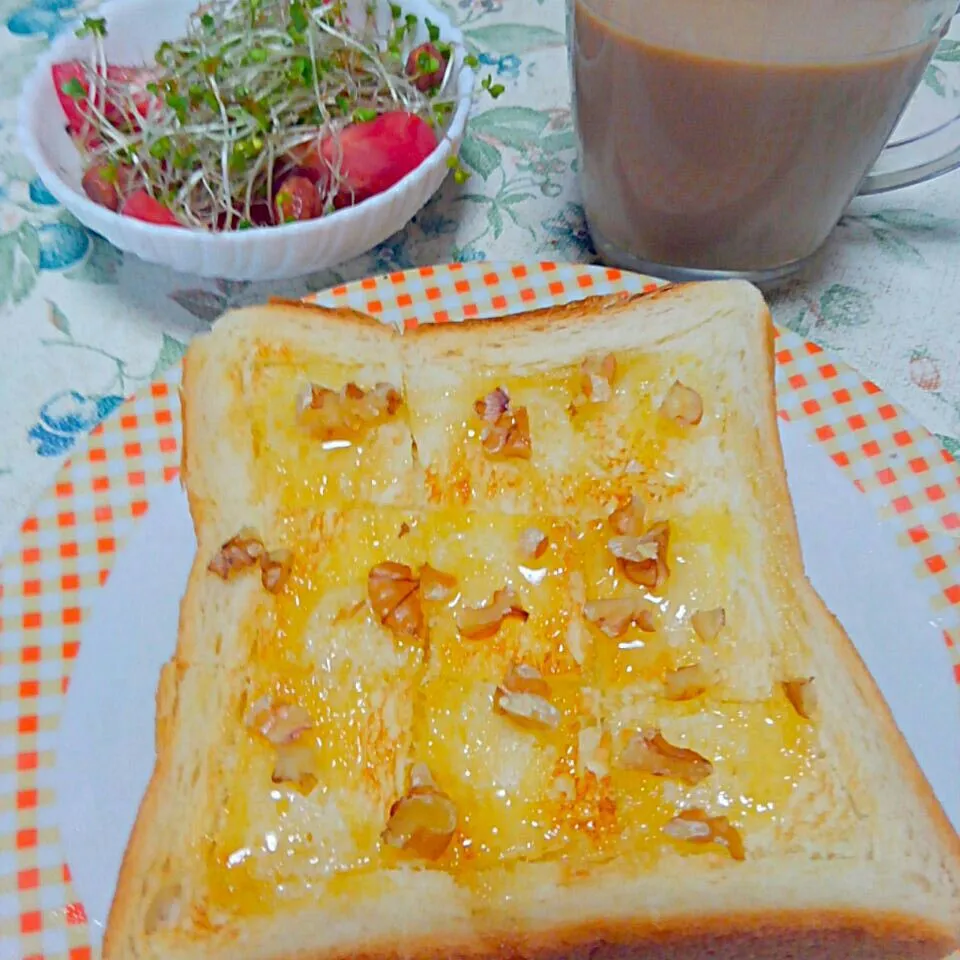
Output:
[
  {"xmin": 933, "ymin": 38, "xmax": 960, "ymax": 62},
  {"xmin": 65, "ymin": 233, "xmax": 124, "ymax": 285},
  {"xmin": 840, "ymin": 208, "xmax": 960, "ymax": 265},
  {"xmin": 464, "ymin": 106, "xmax": 577, "ymax": 195},
  {"xmin": 463, "ymin": 23, "xmax": 564, "ymax": 55},
  {"xmin": 938, "ymin": 434, "xmax": 959, "ymax": 459},
  {"xmin": 459, "ymin": 134, "xmax": 502, "ymax": 180},
  {"xmin": 470, "ymin": 105, "xmax": 554, "ymax": 148},
  {"xmin": 0, "ymin": 224, "xmax": 39, "ymax": 309},
  {"xmin": 923, "ymin": 38, "xmax": 960, "ymax": 95},
  {"xmin": 12, "ymin": 222, "xmax": 39, "ymax": 303},
  {"xmin": 47, "ymin": 300, "xmax": 70, "ymax": 337},
  {"xmin": 0, "ymin": 45, "xmax": 43, "ymax": 99},
  {"xmin": 780, "ymin": 283, "xmax": 873, "ymax": 341},
  {"xmin": 150, "ymin": 333, "xmax": 188, "ymax": 379},
  {"xmin": 924, "ymin": 63, "xmax": 948, "ymax": 96},
  {"xmin": 817, "ymin": 284, "xmax": 873, "ymax": 329},
  {"xmin": 37, "ymin": 303, "xmax": 188, "ymax": 403}
]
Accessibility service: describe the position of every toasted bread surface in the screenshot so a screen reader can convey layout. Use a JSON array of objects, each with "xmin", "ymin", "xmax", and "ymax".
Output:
[{"xmin": 105, "ymin": 281, "xmax": 960, "ymax": 960}]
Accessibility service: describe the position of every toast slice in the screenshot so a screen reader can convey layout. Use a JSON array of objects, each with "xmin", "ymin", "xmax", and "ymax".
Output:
[{"xmin": 104, "ymin": 280, "xmax": 960, "ymax": 960}]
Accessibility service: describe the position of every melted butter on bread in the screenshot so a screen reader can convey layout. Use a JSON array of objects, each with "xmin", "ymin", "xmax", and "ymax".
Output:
[
  {"xmin": 195, "ymin": 349, "xmax": 840, "ymax": 915},
  {"xmin": 404, "ymin": 353, "xmax": 683, "ymax": 516},
  {"xmin": 247, "ymin": 354, "xmax": 425, "ymax": 517}
]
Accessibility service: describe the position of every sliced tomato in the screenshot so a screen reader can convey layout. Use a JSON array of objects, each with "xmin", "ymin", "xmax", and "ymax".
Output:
[
  {"xmin": 406, "ymin": 43, "xmax": 448, "ymax": 92},
  {"xmin": 273, "ymin": 174, "xmax": 321, "ymax": 224},
  {"xmin": 120, "ymin": 190, "xmax": 181, "ymax": 227},
  {"xmin": 293, "ymin": 112, "xmax": 439, "ymax": 209},
  {"xmin": 52, "ymin": 61, "xmax": 159, "ymax": 137}
]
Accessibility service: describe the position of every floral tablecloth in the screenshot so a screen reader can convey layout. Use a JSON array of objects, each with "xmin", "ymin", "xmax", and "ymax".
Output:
[{"xmin": 0, "ymin": 0, "xmax": 959, "ymax": 549}]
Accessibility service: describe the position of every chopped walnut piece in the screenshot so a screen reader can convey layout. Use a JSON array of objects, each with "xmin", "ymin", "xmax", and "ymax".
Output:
[
  {"xmin": 616, "ymin": 521, "xmax": 670, "ymax": 590},
  {"xmin": 383, "ymin": 765, "xmax": 457, "ymax": 859},
  {"xmin": 501, "ymin": 662, "xmax": 551, "ymax": 697},
  {"xmin": 272, "ymin": 740, "xmax": 318, "ymax": 795},
  {"xmin": 260, "ymin": 548, "xmax": 293, "ymax": 594},
  {"xmin": 578, "ymin": 725, "xmax": 610, "ymax": 780},
  {"xmin": 494, "ymin": 663, "xmax": 560, "ymax": 730},
  {"xmin": 482, "ymin": 406, "xmax": 532, "ymax": 460},
  {"xmin": 333, "ymin": 595, "xmax": 366, "ymax": 624},
  {"xmin": 208, "ymin": 528, "xmax": 265, "ymax": 579},
  {"xmin": 408, "ymin": 761, "xmax": 437, "ymax": 791},
  {"xmin": 551, "ymin": 774, "xmax": 577, "ymax": 801},
  {"xmin": 474, "ymin": 386, "xmax": 510, "ymax": 423},
  {"xmin": 659, "ymin": 380, "xmax": 704, "ymax": 427},
  {"xmin": 580, "ymin": 353, "xmax": 617, "ymax": 402},
  {"xmin": 621, "ymin": 730, "xmax": 713, "ymax": 784},
  {"xmin": 247, "ymin": 699, "xmax": 313, "ymax": 746},
  {"xmin": 664, "ymin": 809, "xmax": 745, "ymax": 861},
  {"xmin": 607, "ymin": 535, "xmax": 660, "ymax": 563},
  {"xmin": 208, "ymin": 530, "xmax": 292, "ymax": 595},
  {"xmin": 494, "ymin": 689, "xmax": 561, "ymax": 730},
  {"xmin": 782, "ymin": 677, "xmax": 817, "ymax": 720},
  {"xmin": 663, "ymin": 663, "xmax": 711, "ymax": 701},
  {"xmin": 457, "ymin": 587, "xmax": 528, "ymax": 640},
  {"xmin": 296, "ymin": 382, "xmax": 329, "ymax": 417},
  {"xmin": 371, "ymin": 382, "xmax": 403, "ymax": 415},
  {"xmin": 297, "ymin": 380, "xmax": 403, "ymax": 442},
  {"xmin": 368, "ymin": 562, "xmax": 425, "ymax": 640},
  {"xmin": 690, "ymin": 607, "xmax": 726, "ymax": 642},
  {"xmin": 609, "ymin": 496, "xmax": 646, "ymax": 536},
  {"xmin": 296, "ymin": 384, "xmax": 348, "ymax": 440},
  {"xmin": 518, "ymin": 526, "xmax": 549, "ymax": 560},
  {"xmin": 565, "ymin": 615, "xmax": 588, "ymax": 666},
  {"xmin": 583, "ymin": 597, "xmax": 656, "ymax": 638},
  {"xmin": 475, "ymin": 388, "xmax": 533, "ymax": 460},
  {"xmin": 419, "ymin": 563, "xmax": 458, "ymax": 602}
]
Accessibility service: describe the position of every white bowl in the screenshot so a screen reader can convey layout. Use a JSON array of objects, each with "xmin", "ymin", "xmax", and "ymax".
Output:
[{"xmin": 17, "ymin": 0, "xmax": 475, "ymax": 281}]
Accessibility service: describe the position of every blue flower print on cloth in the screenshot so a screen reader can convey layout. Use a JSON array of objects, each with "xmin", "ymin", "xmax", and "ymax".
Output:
[
  {"xmin": 370, "ymin": 237, "xmax": 414, "ymax": 274},
  {"xmin": 412, "ymin": 203, "xmax": 458, "ymax": 237},
  {"xmin": 28, "ymin": 390, "xmax": 124, "ymax": 457},
  {"xmin": 36, "ymin": 222, "xmax": 91, "ymax": 270},
  {"xmin": 541, "ymin": 202, "xmax": 596, "ymax": 259},
  {"xmin": 6, "ymin": 0, "xmax": 83, "ymax": 40},
  {"xmin": 458, "ymin": 0, "xmax": 502, "ymax": 13},
  {"xmin": 478, "ymin": 52, "xmax": 521, "ymax": 79},
  {"xmin": 452, "ymin": 244, "xmax": 487, "ymax": 262},
  {"xmin": 28, "ymin": 177, "xmax": 60, "ymax": 207}
]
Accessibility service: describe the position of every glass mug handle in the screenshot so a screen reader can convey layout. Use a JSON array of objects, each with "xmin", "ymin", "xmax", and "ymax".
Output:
[{"xmin": 860, "ymin": 5, "xmax": 960, "ymax": 194}]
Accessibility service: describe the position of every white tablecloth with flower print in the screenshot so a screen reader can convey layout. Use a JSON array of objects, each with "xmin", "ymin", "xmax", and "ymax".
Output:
[{"xmin": 0, "ymin": 0, "xmax": 959, "ymax": 548}]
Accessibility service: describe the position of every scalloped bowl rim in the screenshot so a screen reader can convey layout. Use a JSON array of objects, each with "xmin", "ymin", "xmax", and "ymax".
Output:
[{"xmin": 17, "ymin": 0, "xmax": 475, "ymax": 253}]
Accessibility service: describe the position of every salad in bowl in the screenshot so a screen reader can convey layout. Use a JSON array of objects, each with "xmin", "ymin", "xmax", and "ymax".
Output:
[{"xmin": 19, "ymin": 0, "xmax": 476, "ymax": 280}]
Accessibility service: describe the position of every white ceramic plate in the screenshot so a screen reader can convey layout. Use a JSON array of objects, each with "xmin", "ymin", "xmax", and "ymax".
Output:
[
  {"xmin": 53, "ymin": 415, "xmax": 960, "ymax": 941},
  {"xmin": 1, "ymin": 262, "xmax": 957, "ymax": 960}
]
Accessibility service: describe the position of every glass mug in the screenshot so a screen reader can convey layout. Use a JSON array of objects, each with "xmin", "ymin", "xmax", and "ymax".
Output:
[{"xmin": 568, "ymin": 0, "xmax": 960, "ymax": 284}]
